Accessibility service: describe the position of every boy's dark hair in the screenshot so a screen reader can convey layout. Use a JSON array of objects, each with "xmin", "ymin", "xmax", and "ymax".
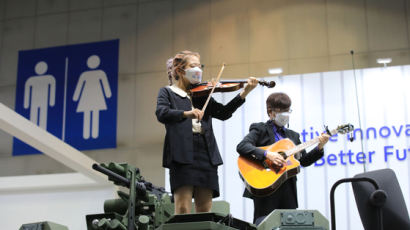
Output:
[{"xmin": 266, "ymin": 92, "xmax": 291, "ymax": 115}]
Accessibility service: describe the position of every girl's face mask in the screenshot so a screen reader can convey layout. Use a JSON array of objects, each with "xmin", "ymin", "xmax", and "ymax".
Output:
[{"xmin": 184, "ymin": 67, "xmax": 202, "ymax": 84}]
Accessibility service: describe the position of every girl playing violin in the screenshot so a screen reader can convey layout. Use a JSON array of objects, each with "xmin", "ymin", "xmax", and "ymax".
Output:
[{"xmin": 156, "ymin": 50, "xmax": 257, "ymax": 214}]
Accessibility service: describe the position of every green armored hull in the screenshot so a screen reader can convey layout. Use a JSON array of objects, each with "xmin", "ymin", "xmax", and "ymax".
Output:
[
  {"xmin": 19, "ymin": 221, "xmax": 69, "ymax": 230},
  {"xmin": 20, "ymin": 162, "xmax": 329, "ymax": 230}
]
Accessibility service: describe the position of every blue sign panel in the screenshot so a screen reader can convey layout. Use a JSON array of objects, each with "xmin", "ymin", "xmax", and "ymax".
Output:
[{"xmin": 13, "ymin": 40, "xmax": 119, "ymax": 156}]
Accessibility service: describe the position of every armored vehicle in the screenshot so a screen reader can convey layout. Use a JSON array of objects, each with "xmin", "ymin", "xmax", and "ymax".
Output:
[{"xmin": 20, "ymin": 162, "xmax": 329, "ymax": 230}]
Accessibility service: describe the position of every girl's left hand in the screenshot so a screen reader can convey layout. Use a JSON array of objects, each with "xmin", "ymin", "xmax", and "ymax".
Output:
[
  {"xmin": 244, "ymin": 77, "xmax": 258, "ymax": 93},
  {"xmin": 240, "ymin": 77, "xmax": 258, "ymax": 99}
]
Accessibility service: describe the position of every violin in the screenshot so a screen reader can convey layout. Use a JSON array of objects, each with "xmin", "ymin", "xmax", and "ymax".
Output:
[
  {"xmin": 190, "ymin": 79, "xmax": 276, "ymax": 97},
  {"xmin": 196, "ymin": 63, "xmax": 275, "ymax": 121}
]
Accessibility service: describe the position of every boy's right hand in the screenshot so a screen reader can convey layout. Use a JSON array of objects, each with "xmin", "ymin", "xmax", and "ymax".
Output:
[{"xmin": 266, "ymin": 151, "xmax": 286, "ymax": 167}]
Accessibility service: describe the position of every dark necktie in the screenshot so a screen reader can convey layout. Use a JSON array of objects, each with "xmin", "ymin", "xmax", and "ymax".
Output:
[{"xmin": 273, "ymin": 125, "xmax": 285, "ymax": 141}]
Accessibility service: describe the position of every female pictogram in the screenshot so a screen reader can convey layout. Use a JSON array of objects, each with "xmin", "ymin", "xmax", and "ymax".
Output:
[{"xmin": 73, "ymin": 55, "xmax": 112, "ymax": 139}]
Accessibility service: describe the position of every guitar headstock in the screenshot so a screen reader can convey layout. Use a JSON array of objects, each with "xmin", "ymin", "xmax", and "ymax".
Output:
[{"xmin": 336, "ymin": 124, "xmax": 354, "ymax": 134}]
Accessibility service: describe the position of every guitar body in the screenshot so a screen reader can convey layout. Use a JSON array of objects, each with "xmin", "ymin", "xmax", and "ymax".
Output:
[{"xmin": 238, "ymin": 138, "xmax": 301, "ymax": 197}]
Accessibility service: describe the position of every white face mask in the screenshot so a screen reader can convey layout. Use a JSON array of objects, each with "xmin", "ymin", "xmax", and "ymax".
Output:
[
  {"xmin": 185, "ymin": 66, "xmax": 202, "ymax": 84},
  {"xmin": 274, "ymin": 112, "xmax": 290, "ymax": 127}
]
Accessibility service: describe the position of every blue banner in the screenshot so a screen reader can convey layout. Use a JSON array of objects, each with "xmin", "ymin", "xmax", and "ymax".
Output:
[{"xmin": 13, "ymin": 40, "xmax": 119, "ymax": 155}]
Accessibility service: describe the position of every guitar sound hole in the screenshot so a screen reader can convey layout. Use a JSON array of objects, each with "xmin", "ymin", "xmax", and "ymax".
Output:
[{"xmin": 279, "ymin": 152, "xmax": 286, "ymax": 159}]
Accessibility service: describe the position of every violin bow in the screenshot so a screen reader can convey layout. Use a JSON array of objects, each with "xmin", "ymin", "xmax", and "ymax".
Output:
[{"xmin": 200, "ymin": 63, "xmax": 225, "ymax": 116}]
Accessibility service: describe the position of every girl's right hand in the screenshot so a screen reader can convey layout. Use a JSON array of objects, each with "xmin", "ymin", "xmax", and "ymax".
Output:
[{"xmin": 183, "ymin": 108, "xmax": 204, "ymax": 120}]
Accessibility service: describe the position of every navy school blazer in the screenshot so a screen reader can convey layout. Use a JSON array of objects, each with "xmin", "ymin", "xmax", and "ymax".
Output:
[{"xmin": 156, "ymin": 86, "xmax": 246, "ymax": 168}]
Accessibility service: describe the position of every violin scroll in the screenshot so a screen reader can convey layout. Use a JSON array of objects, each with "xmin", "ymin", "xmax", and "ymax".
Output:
[{"xmin": 258, "ymin": 80, "xmax": 276, "ymax": 88}]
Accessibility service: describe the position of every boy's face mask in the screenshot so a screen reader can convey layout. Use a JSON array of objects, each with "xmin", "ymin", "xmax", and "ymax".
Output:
[{"xmin": 273, "ymin": 112, "xmax": 290, "ymax": 127}]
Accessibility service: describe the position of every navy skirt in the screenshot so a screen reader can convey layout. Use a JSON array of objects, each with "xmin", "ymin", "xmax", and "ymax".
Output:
[{"xmin": 169, "ymin": 133, "xmax": 220, "ymax": 198}]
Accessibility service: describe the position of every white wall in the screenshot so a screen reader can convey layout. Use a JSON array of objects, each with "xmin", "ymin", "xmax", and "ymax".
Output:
[
  {"xmin": 0, "ymin": 173, "xmax": 116, "ymax": 230},
  {"xmin": 166, "ymin": 64, "xmax": 410, "ymax": 229},
  {"xmin": 1, "ymin": 0, "xmax": 410, "ymax": 183}
]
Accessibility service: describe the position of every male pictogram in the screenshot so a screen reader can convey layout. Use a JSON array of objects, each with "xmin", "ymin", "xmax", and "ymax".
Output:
[{"xmin": 23, "ymin": 61, "xmax": 56, "ymax": 130}]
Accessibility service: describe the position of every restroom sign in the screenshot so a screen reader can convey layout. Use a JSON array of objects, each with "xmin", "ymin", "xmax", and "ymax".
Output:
[{"xmin": 13, "ymin": 40, "xmax": 119, "ymax": 156}]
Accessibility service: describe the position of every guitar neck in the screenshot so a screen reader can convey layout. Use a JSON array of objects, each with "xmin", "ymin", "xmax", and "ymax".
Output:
[{"xmin": 285, "ymin": 128, "xmax": 337, "ymax": 157}]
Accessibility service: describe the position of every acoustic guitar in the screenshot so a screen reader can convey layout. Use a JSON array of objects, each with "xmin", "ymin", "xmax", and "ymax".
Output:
[{"xmin": 237, "ymin": 124, "xmax": 354, "ymax": 197}]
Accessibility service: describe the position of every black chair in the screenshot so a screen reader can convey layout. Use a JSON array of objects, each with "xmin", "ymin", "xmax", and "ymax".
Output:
[
  {"xmin": 352, "ymin": 168, "xmax": 410, "ymax": 230},
  {"xmin": 330, "ymin": 168, "xmax": 410, "ymax": 230}
]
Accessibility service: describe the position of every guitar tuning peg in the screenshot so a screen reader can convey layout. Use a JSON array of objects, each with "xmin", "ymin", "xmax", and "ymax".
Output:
[
  {"xmin": 349, "ymin": 131, "xmax": 354, "ymax": 142},
  {"xmin": 324, "ymin": 125, "xmax": 331, "ymax": 135}
]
